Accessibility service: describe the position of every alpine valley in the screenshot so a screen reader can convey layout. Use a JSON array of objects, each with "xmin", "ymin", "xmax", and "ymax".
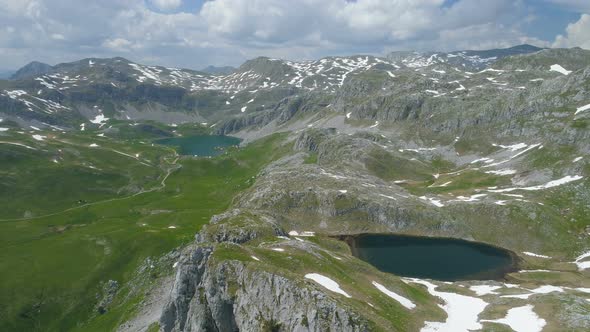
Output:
[{"xmin": 1, "ymin": 44, "xmax": 590, "ymax": 332}]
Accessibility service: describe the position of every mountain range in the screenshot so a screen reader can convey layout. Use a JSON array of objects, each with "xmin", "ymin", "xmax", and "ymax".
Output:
[{"xmin": 1, "ymin": 44, "xmax": 590, "ymax": 331}]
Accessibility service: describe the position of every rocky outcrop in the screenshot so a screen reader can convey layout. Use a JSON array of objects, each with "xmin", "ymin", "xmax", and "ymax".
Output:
[
  {"xmin": 159, "ymin": 242, "xmax": 369, "ymax": 332},
  {"xmin": 293, "ymin": 128, "xmax": 337, "ymax": 153}
]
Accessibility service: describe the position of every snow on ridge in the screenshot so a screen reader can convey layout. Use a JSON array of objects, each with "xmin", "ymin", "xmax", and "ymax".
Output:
[
  {"xmin": 550, "ymin": 64, "xmax": 572, "ymax": 75},
  {"xmin": 372, "ymin": 281, "xmax": 416, "ymax": 309},
  {"xmin": 5, "ymin": 90, "xmax": 27, "ymax": 99},
  {"xmin": 484, "ymin": 143, "xmax": 541, "ymax": 168},
  {"xmin": 488, "ymin": 175, "xmax": 583, "ymax": 193},
  {"xmin": 485, "ymin": 169, "xmax": 517, "ymax": 176},
  {"xmin": 481, "ymin": 305, "xmax": 546, "ymax": 332},
  {"xmin": 471, "ymin": 157, "xmax": 494, "ymax": 164},
  {"xmin": 305, "ymin": 273, "xmax": 351, "ymax": 298},
  {"xmin": 492, "ymin": 142, "xmax": 527, "ymax": 151}
]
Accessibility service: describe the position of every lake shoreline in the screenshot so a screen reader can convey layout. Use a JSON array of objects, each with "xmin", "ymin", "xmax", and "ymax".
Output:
[{"xmin": 337, "ymin": 233, "xmax": 520, "ymax": 281}]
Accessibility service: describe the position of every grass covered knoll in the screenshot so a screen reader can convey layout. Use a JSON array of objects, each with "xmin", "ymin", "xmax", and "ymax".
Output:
[{"xmin": 0, "ymin": 131, "xmax": 289, "ymax": 332}]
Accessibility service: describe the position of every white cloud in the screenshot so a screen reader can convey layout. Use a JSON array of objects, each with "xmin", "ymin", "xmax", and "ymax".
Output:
[
  {"xmin": 198, "ymin": 0, "xmax": 522, "ymax": 46},
  {"xmin": 553, "ymin": 14, "xmax": 590, "ymax": 49},
  {"xmin": 150, "ymin": 0, "xmax": 182, "ymax": 11},
  {"xmin": 103, "ymin": 37, "xmax": 133, "ymax": 51},
  {"xmin": 51, "ymin": 33, "xmax": 66, "ymax": 40},
  {"xmin": 0, "ymin": 0, "xmax": 584, "ymax": 70},
  {"xmin": 545, "ymin": 0, "xmax": 590, "ymax": 13}
]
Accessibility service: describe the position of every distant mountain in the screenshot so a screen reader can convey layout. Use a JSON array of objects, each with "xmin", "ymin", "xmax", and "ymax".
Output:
[
  {"xmin": 200, "ymin": 65, "xmax": 236, "ymax": 75},
  {"xmin": 387, "ymin": 44, "xmax": 543, "ymax": 70},
  {"xmin": 459, "ymin": 44, "xmax": 543, "ymax": 59},
  {"xmin": 0, "ymin": 70, "xmax": 14, "ymax": 79},
  {"xmin": 1, "ymin": 45, "xmax": 588, "ymax": 133},
  {"xmin": 11, "ymin": 61, "xmax": 53, "ymax": 80}
]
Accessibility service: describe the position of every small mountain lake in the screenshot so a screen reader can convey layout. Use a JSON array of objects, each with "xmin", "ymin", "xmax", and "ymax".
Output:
[
  {"xmin": 345, "ymin": 234, "xmax": 517, "ymax": 281},
  {"xmin": 155, "ymin": 135, "xmax": 241, "ymax": 156}
]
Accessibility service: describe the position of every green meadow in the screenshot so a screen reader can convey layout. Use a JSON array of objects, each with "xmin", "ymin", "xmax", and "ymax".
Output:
[{"xmin": 0, "ymin": 128, "xmax": 288, "ymax": 331}]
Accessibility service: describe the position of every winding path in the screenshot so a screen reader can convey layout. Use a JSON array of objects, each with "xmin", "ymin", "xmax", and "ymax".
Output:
[{"xmin": 0, "ymin": 146, "xmax": 181, "ymax": 222}]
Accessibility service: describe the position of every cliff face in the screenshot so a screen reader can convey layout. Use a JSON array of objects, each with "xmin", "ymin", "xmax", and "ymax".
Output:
[{"xmin": 160, "ymin": 245, "xmax": 369, "ymax": 332}]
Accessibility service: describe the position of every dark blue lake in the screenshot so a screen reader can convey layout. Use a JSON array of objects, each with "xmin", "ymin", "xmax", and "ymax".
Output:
[
  {"xmin": 155, "ymin": 135, "xmax": 241, "ymax": 156},
  {"xmin": 347, "ymin": 234, "xmax": 517, "ymax": 281}
]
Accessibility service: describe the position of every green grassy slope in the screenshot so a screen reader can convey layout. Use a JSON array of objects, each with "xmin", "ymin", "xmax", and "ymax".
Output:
[{"xmin": 0, "ymin": 129, "xmax": 289, "ymax": 332}]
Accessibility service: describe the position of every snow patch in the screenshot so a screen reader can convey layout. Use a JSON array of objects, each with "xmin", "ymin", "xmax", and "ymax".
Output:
[
  {"xmin": 481, "ymin": 305, "xmax": 546, "ymax": 332},
  {"xmin": 488, "ymin": 175, "xmax": 583, "ymax": 193},
  {"xmin": 550, "ymin": 64, "xmax": 572, "ymax": 75},
  {"xmin": 485, "ymin": 169, "xmax": 517, "ymax": 176},
  {"xmin": 32, "ymin": 134, "xmax": 46, "ymax": 141},
  {"xmin": 575, "ymin": 103, "xmax": 590, "ymax": 115},
  {"xmin": 419, "ymin": 196, "xmax": 445, "ymax": 207},
  {"xmin": 574, "ymin": 250, "xmax": 590, "ymax": 270},
  {"xmin": 404, "ymin": 278, "xmax": 488, "ymax": 332},
  {"xmin": 90, "ymin": 114, "xmax": 109, "ymax": 125},
  {"xmin": 372, "ymin": 281, "xmax": 415, "ymax": 309},
  {"xmin": 288, "ymin": 230, "xmax": 315, "ymax": 237},
  {"xmin": 469, "ymin": 285, "xmax": 501, "ymax": 296},
  {"xmin": 305, "ymin": 273, "xmax": 351, "ymax": 298},
  {"xmin": 471, "ymin": 158, "xmax": 494, "ymax": 164},
  {"xmin": 493, "ymin": 143, "xmax": 527, "ymax": 151},
  {"xmin": 523, "ymin": 252, "xmax": 551, "ymax": 259}
]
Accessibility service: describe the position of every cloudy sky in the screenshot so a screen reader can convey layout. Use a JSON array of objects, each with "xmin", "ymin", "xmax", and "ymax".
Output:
[{"xmin": 1, "ymin": 0, "xmax": 589, "ymax": 71}]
